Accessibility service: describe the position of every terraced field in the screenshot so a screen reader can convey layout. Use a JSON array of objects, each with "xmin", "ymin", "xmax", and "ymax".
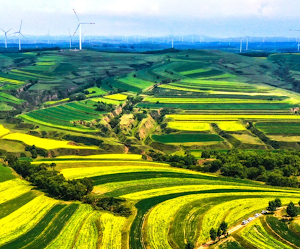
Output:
[
  {"xmin": 256, "ymin": 122, "xmax": 300, "ymax": 134},
  {"xmin": 2, "ymin": 133, "xmax": 97, "ymax": 150},
  {"xmin": 35, "ymin": 157, "xmax": 299, "ymax": 249},
  {"xmin": 0, "ymin": 125, "xmax": 9, "ymax": 137},
  {"xmin": 152, "ymin": 133, "xmax": 224, "ymax": 143},
  {"xmin": 2, "ymin": 50, "xmax": 300, "ymax": 249},
  {"xmin": 19, "ymin": 100, "xmax": 107, "ymax": 132}
]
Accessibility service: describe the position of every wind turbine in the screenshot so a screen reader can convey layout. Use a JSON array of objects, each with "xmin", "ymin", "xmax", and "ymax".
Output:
[
  {"xmin": 290, "ymin": 29, "xmax": 300, "ymax": 51},
  {"xmin": 11, "ymin": 20, "xmax": 25, "ymax": 50},
  {"xmin": 35, "ymin": 33, "xmax": 39, "ymax": 44},
  {"xmin": 68, "ymin": 28, "xmax": 73, "ymax": 48},
  {"xmin": 46, "ymin": 29, "xmax": 50, "ymax": 44},
  {"xmin": 240, "ymin": 38, "xmax": 243, "ymax": 53},
  {"xmin": 73, "ymin": 9, "xmax": 95, "ymax": 50},
  {"xmin": 0, "ymin": 28, "xmax": 12, "ymax": 48},
  {"xmin": 82, "ymin": 30, "xmax": 87, "ymax": 42}
]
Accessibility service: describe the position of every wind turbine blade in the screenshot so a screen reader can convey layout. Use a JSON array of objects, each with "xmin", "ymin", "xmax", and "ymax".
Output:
[
  {"xmin": 73, "ymin": 24, "xmax": 80, "ymax": 36},
  {"xmin": 7, "ymin": 28, "xmax": 12, "ymax": 33},
  {"xmin": 20, "ymin": 32, "xmax": 26, "ymax": 39},
  {"xmin": 9, "ymin": 32, "xmax": 19, "ymax": 35},
  {"xmin": 0, "ymin": 28, "xmax": 4, "ymax": 33},
  {"xmin": 19, "ymin": 20, "xmax": 23, "ymax": 31},
  {"xmin": 73, "ymin": 9, "xmax": 80, "ymax": 22},
  {"xmin": 81, "ymin": 23, "xmax": 95, "ymax": 24}
]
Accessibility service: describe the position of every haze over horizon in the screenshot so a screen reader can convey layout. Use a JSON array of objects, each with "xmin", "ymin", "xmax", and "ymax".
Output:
[{"xmin": 1, "ymin": 0, "xmax": 300, "ymax": 38}]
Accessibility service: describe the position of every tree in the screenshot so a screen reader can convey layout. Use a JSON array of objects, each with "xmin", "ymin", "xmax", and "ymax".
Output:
[
  {"xmin": 50, "ymin": 163, "xmax": 56, "ymax": 170},
  {"xmin": 210, "ymin": 160, "xmax": 222, "ymax": 172},
  {"xmin": 282, "ymin": 165, "xmax": 296, "ymax": 177},
  {"xmin": 287, "ymin": 201, "xmax": 298, "ymax": 217},
  {"xmin": 185, "ymin": 242, "xmax": 194, "ymax": 249},
  {"xmin": 298, "ymin": 200, "xmax": 300, "ymax": 206},
  {"xmin": 210, "ymin": 228, "xmax": 217, "ymax": 241},
  {"xmin": 5, "ymin": 154, "xmax": 18, "ymax": 165},
  {"xmin": 220, "ymin": 163, "xmax": 247, "ymax": 179},
  {"xmin": 274, "ymin": 198, "xmax": 282, "ymax": 208},
  {"xmin": 267, "ymin": 201, "xmax": 277, "ymax": 211},
  {"xmin": 219, "ymin": 221, "xmax": 228, "ymax": 235},
  {"xmin": 217, "ymin": 227, "xmax": 222, "ymax": 238},
  {"xmin": 31, "ymin": 149, "xmax": 37, "ymax": 159},
  {"xmin": 201, "ymin": 151, "xmax": 210, "ymax": 159}
]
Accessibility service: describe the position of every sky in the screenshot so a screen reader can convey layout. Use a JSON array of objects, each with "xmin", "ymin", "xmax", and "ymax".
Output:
[{"xmin": 0, "ymin": 0, "xmax": 300, "ymax": 38}]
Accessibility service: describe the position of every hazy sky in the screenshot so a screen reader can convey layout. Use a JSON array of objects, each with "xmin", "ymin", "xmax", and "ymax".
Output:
[{"xmin": 1, "ymin": 0, "xmax": 300, "ymax": 37}]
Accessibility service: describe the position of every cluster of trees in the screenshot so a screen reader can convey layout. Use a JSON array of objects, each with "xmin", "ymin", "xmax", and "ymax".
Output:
[
  {"xmin": 267, "ymin": 198, "xmax": 282, "ymax": 211},
  {"xmin": 122, "ymin": 96, "xmax": 143, "ymax": 114},
  {"xmin": 95, "ymin": 101, "xmax": 115, "ymax": 112},
  {"xmin": 148, "ymin": 151, "xmax": 197, "ymax": 169},
  {"xmin": 6, "ymin": 156, "xmax": 93, "ymax": 201},
  {"xmin": 134, "ymin": 112, "xmax": 147, "ymax": 122},
  {"xmin": 69, "ymin": 93, "xmax": 86, "ymax": 101},
  {"xmin": 210, "ymin": 221, "xmax": 228, "ymax": 241},
  {"xmin": 110, "ymin": 115, "xmax": 121, "ymax": 129},
  {"xmin": 83, "ymin": 195, "xmax": 131, "ymax": 217},
  {"xmin": 63, "ymin": 135, "xmax": 104, "ymax": 147},
  {"xmin": 267, "ymin": 198, "xmax": 299, "ymax": 217},
  {"xmin": 201, "ymin": 149, "xmax": 300, "ymax": 188},
  {"xmin": 185, "ymin": 242, "xmax": 194, "ymax": 249},
  {"xmin": 25, "ymin": 145, "xmax": 48, "ymax": 158}
]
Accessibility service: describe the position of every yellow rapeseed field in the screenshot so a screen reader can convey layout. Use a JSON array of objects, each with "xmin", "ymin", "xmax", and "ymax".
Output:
[
  {"xmin": 122, "ymin": 185, "xmax": 300, "ymax": 201},
  {"xmin": 104, "ymin": 93, "xmax": 128, "ymax": 101},
  {"xmin": 56, "ymin": 154, "xmax": 142, "ymax": 160},
  {"xmin": 217, "ymin": 121, "xmax": 246, "ymax": 131},
  {"xmin": 73, "ymin": 212, "xmax": 100, "ymax": 249},
  {"xmin": 0, "ymin": 125, "xmax": 10, "ymax": 137},
  {"xmin": 46, "ymin": 205, "xmax": 94, "ymax": 249},
  {"xmin": 0, "ymin": 179, "xmax": 32, "ymax": 204},
  {"xmin": 168, "ymin": 121, "xmax": 210, "ymax": 131},
  {"xmin": 2, "ymin": 133, "xmax": 98, "ymax": 150},
  {"xmin": 0, "ymin": 195, "xmax": 57, "ymax": 246},
  {"xmin": 0, "ymin": 77, "xmax": 24, "ymax": 85},
  {"xmin": 98, "ymin": 213, "xmax": 126, "ymax": 249},
  {"xmin": 167, "ymin": 114, "xmax": 300, "ymax": 121}
]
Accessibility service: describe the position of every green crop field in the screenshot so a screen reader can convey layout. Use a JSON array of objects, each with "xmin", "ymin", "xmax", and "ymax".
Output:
[
  {"xmin": 138, "ymin": 102, "xmax": 293, "ymax": 110},
  {"xmin": 19, "ymin": 99, "xmax": 109, "ymax": 132},
  {"xmin": 152, "ymin": 133, "xmax": 224, "ymax": 143},
  {"xmin": 118, "ymin": 74, "xmax": 155, "ymax": 91},
  {"xmin": 256, "ymin": 122, "xmax": 300, "ymax": 134}
]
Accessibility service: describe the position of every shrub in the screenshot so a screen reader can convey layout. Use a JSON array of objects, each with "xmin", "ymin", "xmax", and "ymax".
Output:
[{"xmin": 287, "ymin": 202, "xmax": 298, "ymax": 217}]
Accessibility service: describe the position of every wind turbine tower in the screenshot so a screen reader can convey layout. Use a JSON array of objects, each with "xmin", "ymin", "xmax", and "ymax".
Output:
[
  {"xmin": 289, "ymin": 29, "xmax": 300, "ymax": 51},
  {"xmin": 46, "ymin": 30, "xmax": 50, "ymax": 44},
  {"xmin": 240, "ymin": 38, "xmax": 243, "ymax": 53},
  {"xmin": 73, "ymin": 9, "xmax": 95, "ymax": 50},
  {"xmin": 0, "ymin": 28, "xmax": 12, "ymax": 48},
  {"xmin": 11, "ymin": 20, "xmax": 25, "ymax": 50},
  {"xmin": 68, "ymin": 28, "xmax": 73, "ymax": 48}
]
